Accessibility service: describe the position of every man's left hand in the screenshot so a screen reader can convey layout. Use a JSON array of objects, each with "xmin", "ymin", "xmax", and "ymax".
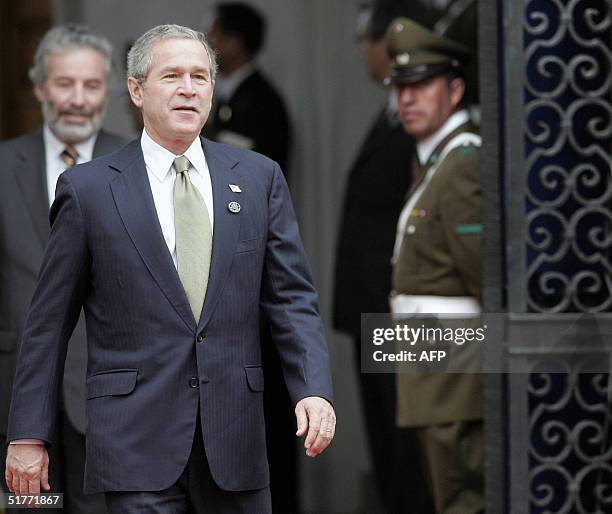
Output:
[{"xmin": 295, "ymin": 396, "xmax": 336, "ymax": 458}]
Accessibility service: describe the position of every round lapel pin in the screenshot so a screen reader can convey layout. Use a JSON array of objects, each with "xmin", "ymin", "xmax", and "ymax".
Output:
[{"xmin": 228, "ymin": 201, "xmax": 241, "ymax": 213}]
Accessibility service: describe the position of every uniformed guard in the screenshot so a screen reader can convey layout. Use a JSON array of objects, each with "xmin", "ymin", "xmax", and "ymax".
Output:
[{"xmin": 386, "ymin": 17, "xmax": 484, "ymax": 514}]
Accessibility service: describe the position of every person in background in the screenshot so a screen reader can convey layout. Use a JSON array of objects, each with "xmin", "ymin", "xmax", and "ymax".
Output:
[
  {"xmin": 205, "ymin": 2, "xmax": 291, "ymax": 173},
  {"xmin": 0, "ymin": 24, "xmax": 125, "ymax": 514},
  {"xmin": 387, "ymin": 17, "xmax": 484, "ymax": 514},
  {"xmin": 205, "ymin": 4, "xmax": 297, "ymax": 511},
  {"xmin": 333, "ymin": 2, "xmax": 434, "ymax": 512}
]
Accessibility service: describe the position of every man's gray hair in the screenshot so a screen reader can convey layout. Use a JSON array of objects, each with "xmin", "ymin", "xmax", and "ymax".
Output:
[
  {"xmin": 29, "ymin": 24, "xmax": 113, "ymax": 84},
  {"xmin": 127, "ymin": 24, "xmax": 217, "ymax": 84}
]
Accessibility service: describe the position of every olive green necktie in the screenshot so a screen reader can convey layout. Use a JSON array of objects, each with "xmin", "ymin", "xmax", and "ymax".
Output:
[{"xmin": 173, "ymin": 155, "xmax": 212, "ymax": 322}]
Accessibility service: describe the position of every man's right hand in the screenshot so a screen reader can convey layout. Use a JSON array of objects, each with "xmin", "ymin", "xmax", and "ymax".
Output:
[{"xmin": 5, "ymin": 444, "xmax": 50, "ymax": 496}]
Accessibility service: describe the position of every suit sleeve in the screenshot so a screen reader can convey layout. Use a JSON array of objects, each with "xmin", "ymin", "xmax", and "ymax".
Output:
[
  {"xmin": 439, "ymin": 149, "xmax": 482, "ymax": 300},
  {"xmin": 6, "ymin": 172, "xmax": 90, "ymax": 445},
  {"xmin": 260, "ymin": 163, "xmax": 333, "ymax": 406}
]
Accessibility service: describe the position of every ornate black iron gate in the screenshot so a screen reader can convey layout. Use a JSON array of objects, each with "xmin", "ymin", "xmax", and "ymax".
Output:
[{"xmin": 481, "ymin": 1, "xmax": 612, "ymax": 512}]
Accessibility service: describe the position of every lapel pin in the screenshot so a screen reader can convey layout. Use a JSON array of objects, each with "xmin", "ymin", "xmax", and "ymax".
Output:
[
  {"xmin": 229, "ymin": 184, "xmax": 242, "ymax": 193},
  {"xmin": 228, "ymin": 201, "xmax": 241, "ymax": 213}
]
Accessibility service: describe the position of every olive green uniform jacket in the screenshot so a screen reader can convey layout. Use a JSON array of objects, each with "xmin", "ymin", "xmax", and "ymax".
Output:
[{"xmin": 393, "ymin": 120, "xmax": 483, "ymax": 427}]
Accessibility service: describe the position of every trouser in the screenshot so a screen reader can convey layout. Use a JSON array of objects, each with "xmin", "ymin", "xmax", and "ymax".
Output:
[
  {"xmin": 353, "ymin": 338, "xmax": 433, "ymax": 513},
  {"xmin": 1, "ymin": 410, "xmax": 107, "ymax": 514},
  {"xmin": 104, "ymin": 416, "xmax": 272, "ymax": 514},
  {"xmin": 415, "ymin": 420, "xmax": 484, "ymax": 514}
]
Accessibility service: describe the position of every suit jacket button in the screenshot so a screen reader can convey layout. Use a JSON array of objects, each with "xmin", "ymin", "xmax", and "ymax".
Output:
[
  {"xmin": 189, "ymin": 377, "xmax": 199, "ymax": 388},
  {"xmin": 197, "ymin": 334, "xmax": 205, "ymax": 343}
]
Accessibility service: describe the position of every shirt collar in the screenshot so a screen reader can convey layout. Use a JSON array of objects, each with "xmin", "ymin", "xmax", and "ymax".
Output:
[
  {"xmin": 416, "ymin": 109, "xmax": 470, "ymax": 165},
  {"xmin": 141, "ymin": 128, "xmax": 207, "ymax": 182},
  {"xmin": 43, "ymin": 124, "xmax": 97, "ymax": 163},
  {"xmin": 215, "ymin": 62, "xmax": 256, "ymax": 100}
]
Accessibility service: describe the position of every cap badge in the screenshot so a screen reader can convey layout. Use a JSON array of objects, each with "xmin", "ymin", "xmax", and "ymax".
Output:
[
  {"xmin": 394, "ymin": 22, "xmax": 404, "ymax": 32},
  {"xmin": 397, "ymin": 53, "xmax": 410, "ymax": 65}
]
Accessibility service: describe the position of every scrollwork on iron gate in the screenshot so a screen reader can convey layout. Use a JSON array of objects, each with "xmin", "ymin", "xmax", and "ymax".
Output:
[
  {"xmin": 525, "ymin": 0, "xmax": 612, "ymax": 314},
  {"xmin": 529, "ymin": 360, "xmax": 612, "ymax": 513},
  {"xmin": 521, "ymin": 1, "xmax": 612, "ymax": 513}
]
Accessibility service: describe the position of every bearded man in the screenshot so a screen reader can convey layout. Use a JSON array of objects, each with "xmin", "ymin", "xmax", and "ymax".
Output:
[{"xmin": 0, "ymin": 24, "xmax": 125, "ymax": 514}]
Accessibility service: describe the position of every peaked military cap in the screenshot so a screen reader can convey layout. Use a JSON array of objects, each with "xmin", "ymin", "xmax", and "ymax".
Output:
[{"xmin": 385, "ymin": 17, "xmax": 470, "ymax": 84}]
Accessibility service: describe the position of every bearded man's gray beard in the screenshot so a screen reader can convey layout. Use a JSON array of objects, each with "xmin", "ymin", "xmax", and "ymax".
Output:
[{"xmin": 42, "ymin": 98, "xmax": 107, "ymax": 144}]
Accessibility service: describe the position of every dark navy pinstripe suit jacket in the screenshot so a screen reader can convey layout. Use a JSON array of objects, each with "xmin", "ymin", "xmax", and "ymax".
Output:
[{"xmin": 7, "ymin": 137, "xmax": 333, "ymax": 494}]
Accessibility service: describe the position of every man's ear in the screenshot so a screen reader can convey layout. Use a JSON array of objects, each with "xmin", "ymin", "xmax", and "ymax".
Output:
[
  {"xmin": 449, "ymin": 77, "xmax": 466, "ymax": 110},
  {"xmin": 34, "ymin": 84, "xmax": 45, "ymax": 104},
  {"xmin": 127, "ymin": 77, "xmax": 144, "ymax": 108}
]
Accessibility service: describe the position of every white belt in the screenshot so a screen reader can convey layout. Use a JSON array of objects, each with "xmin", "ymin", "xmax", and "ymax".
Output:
[{"xmin": 389, "ymin": 294, "xmax": 481, "ymax": 315}]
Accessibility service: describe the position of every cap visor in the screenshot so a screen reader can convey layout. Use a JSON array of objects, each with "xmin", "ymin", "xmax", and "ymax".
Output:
[{"xmin": 391, "ymin": 62, "xmax": 453, "ymax": 84}]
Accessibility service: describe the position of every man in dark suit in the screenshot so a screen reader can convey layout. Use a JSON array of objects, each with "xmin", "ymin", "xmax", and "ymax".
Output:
[
  {"xmin": 333, "ymin": 4, "xmax": 434, "ymax": 513},
  {"xmin": 205, "ymin": 2, "xmax": 291, "ymax": 172},
  {"xmin": 5, "ymin": 24, "xmax": 335, "ymax": 514},
  {"xmin": 0, "ymin": 25, "xmax": 125, "ymax": 514}
]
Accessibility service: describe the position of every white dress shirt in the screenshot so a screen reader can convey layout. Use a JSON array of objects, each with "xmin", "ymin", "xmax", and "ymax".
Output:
[
  {"xmin": 416, "ymin": 109, "xmax": 470, "ymax": 166},
  {"xmin": 43, "ymin": 125, "xmax": 96, "ymax": 207},
  {"xmin": 141, "ymin": 129, "xmax": 214, "ymax": 267}
]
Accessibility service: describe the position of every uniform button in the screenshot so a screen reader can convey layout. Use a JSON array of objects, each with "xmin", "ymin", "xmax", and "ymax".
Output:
[
  {"xmin": 189, "ymin": 377, "xmax": 199, "ymax": 388},
  {"xmin": 197, "ymin": 334, "xmax": 205, "ymax": 343},
  {"xmin": 407, "ymin": 225, "xmax": 416, "ymax": 235}
]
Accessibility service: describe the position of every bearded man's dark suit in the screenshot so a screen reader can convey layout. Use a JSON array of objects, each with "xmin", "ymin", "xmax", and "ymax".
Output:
[
  {"xmin": 0, "ymin": 129, "xmax": 126, "ymax": 512},
  {"xmin": 333, "ymin": 107, "xmax": 432, "ymax": 513},
  {"xmin": 6, "ymin": 137, "xmax": 332, "ymax": 498}
]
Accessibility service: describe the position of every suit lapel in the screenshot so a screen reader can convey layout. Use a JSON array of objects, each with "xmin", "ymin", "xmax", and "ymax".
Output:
[
  {"xmin": 93, "ymin": 129, "xmax": 127, "ymax": 158},
  {"xmin": 109, "ymin": 140, "xmax": 195, "ymax": 331},
  {"xmin": 93, "ymin": 130, "xmax": 115, "ymax": 158},
  {"xmin": 197, "ymin": 138, "xmax": 241, "ymax": 330},
  {"xmin": 12, "ymin": 131, "xmax": 50, "ymax": 247}
]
